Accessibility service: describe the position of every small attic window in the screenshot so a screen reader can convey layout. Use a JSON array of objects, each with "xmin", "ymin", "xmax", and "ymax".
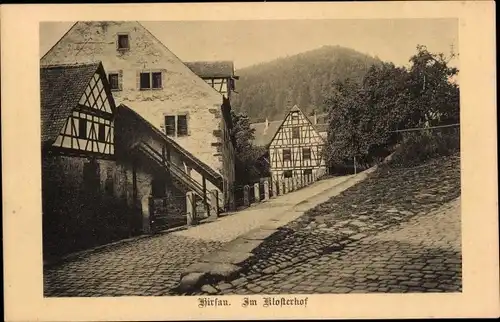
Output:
[{"xmin": 117, "ymin": 34, "xmax": 129, "ymax": 50}]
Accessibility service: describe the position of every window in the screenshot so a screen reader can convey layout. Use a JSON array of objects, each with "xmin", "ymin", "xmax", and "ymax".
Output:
[
  {"xmin": 302, "ymin": 148, "xmax": 311, "ymax": 160},
  {"xmin": 177, "ymin": 115, "xmax": 188, "ymax": 136},
  {"xmin": 284, "ymin": 170, "xmax": 293, "ymax": 178},
  {"xmin": 152, "ymin": 72, "xmax": 162, "ymax": 89},
  {"xmin": 78, "ymin": 119, "xmax": 87, "ymax": 139},
  {"xmin": 283, "ymin": 149, "xmax": 291, "ymax": 162},
  {"xmin": 117, "ymin": 34, "xmax": 129, "ymax": 50},
  {"xmin": 164, "ymin": 114, "xmax": 189, "ymax": 137},
  {"xmin": 140, "ymin": 72, "xmax": 151, "ymax": 89},
  {"xmin": 303, "ymin": 169, "xmax": 313, "ymax": 176},
  {"xmin": 98, "ymin": 124, "xmax": 106, "ymax": 142},
  {"xmin": 165, "ymin": 116, "xmax": 176, "ymax": 136},
  {"xmin": 292, "ymin": 127, "xmax": 300, "ymax": 139},
  {"xmin": 108, "ymin": 73, "xmax": 120, "ymax": 91},
  {"xmin": 140, "ymin": 71, "xmax": 162, "ymax": 90},
  {"xmin": 291, "ymin": 112, "xmax": 299, "ymax": 121}
]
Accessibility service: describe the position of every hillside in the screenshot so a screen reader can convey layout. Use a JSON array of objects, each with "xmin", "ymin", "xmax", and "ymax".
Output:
[{"xmin": 232, "ymin": 45, "xmax": 382, "ymax": 122}]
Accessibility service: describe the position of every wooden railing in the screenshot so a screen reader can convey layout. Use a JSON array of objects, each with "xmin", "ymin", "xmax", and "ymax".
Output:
[{"xmin": 137, "ymin": 141, "xmax": 219, "ymax": 216}]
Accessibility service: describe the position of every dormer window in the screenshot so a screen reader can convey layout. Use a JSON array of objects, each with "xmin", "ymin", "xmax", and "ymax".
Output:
[{"xmin": 117, "ymin": 34, "xmax": 129, "ymax": 50}]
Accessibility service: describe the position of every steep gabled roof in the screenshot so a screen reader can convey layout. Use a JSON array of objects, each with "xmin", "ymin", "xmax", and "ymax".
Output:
[
  {"xmin": 40, "ymin": 62, "xmax": 110, "ymax": 145},
  {"xmin": 40, "ymin": 21, "xmax": 225, "ymax": 115},
  {"xmin": 251, "ymin": 105, "xmax": 328, "ymax": 147},
  {"xmin": 184, "ymin": 61, "xmax": 236, "ymax": 78}
]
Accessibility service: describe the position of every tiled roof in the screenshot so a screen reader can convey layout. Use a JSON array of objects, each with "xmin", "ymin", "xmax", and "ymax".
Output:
[
  {"xmin": 184, "ymin": 61, "xmax": 236, "ymax": 78},
  {"xmin": 40, "ymin": 62, "xmax": 102, "ymax": 145},
  {"xmin": 251, "ymin": 110, "xmax": 329, "ymax": 147},
  {"xmin": 250, "ymin": 120, "xmax": 283, "ymax": 147},
  {"xmin": 315, "ymin": 123, "xmax": 329, "ymax": 133}
]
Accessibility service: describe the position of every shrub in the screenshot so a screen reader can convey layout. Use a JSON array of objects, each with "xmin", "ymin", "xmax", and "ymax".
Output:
[{"xmin": 388, "ymin": 126, "xmax": 460, "ymax": 168}]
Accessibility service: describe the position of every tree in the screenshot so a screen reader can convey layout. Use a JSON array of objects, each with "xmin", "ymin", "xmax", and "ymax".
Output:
[
  {"xmin": 323, "ymin": 45, "xmax": 460, "ymax": 170},
  {"xmin": 231, "ymin": 111, "xmax": 270, "ymax": 185},
  {"xmin": 405, "ymin": 45, "xmax": 460, "ymax": 127}
]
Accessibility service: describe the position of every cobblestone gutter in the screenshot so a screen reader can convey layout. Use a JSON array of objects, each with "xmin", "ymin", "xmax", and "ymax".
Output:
[{"xmin": 179, "ymin": 154, "xmax": 460, "ymax": 295}]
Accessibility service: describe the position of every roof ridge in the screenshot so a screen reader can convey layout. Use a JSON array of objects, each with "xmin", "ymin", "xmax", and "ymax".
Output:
[
  {"xmin": 185, "ymin": 60, "xmax": 234, "ymax": 64},
  {"xmin": 40, "ymin": 61, "xmax": 102, "ymax": 69}
]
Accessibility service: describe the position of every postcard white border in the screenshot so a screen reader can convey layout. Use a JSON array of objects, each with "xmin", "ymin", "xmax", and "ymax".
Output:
[{"xmin": 2, "ymin": 2, "xmax": 498, "ymax": 321}]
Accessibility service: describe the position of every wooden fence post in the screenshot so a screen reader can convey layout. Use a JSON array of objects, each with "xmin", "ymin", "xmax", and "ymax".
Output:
[
  {"xmin": 229, "ymin": 184, "xmax": 236, "ymax": 212},
  {"xmin": 277, "ymin": 180, "xmax": 283, "ymax": 196},
  {"xmin": 271, "ymin": 180, "xmax": 277, "ymax": 198},
  {"xmin": 210, "ymin": 189, "xmax": 219, "ymax": 219},
  {"xmin": 243, "ymin": 185, "xmax": 250, "ymax": 207},
  {"xmin": 254, "ymin": 183, "xmax": 260, "ymax": 203},
  {"xmin": 186, "ymin": 191, "xmax": 195, "ymax": 227},
  {"xmin": 284, "ymin": 178, "xmax": 290, "ymax": 193},
  {"xmin": 141, "ymin": 195, "xmax": 153, "ymax": 234},
  {"xmin": 264, "ymin": 180, "xmax": 270, "ymax": 201}
]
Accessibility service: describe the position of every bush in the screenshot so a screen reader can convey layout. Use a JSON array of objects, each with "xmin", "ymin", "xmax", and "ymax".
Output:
[{"xmin": 388, "ymin": 126, "xmax": 460, "ymax": 168}]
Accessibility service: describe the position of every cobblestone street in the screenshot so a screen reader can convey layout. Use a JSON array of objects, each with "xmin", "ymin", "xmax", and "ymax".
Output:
[
  {"xmin": 44, "ymin": 155, "xmax": 461, "ymax": 297},
  {"xmin": 192, "ymin": 154, "xmax": 462, "ymax": 295},
  {"xmin": 197, "ymin": 199, "xmax": 461, "ymax": 295},
  {"xmin": 44, "ymin": 235, "xmax": 224, "ymax": 296},
  {"xmin": 43, "ymin": 175, "xmax": 350, "ymax": 297}
]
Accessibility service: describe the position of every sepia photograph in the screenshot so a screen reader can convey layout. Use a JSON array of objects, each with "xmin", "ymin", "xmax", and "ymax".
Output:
[
  {"xmin": 2, "ymin": 2, "xmax": 498, "ymax": 321},
  {"xmin": 39, "ymin": 18, "xmax": 462, "ymax": 298}
]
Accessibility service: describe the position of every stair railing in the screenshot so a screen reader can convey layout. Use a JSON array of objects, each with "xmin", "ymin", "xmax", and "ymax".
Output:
[{"xmin": 137, "ymin": 142, "xmax": 219, "ymax": 215}]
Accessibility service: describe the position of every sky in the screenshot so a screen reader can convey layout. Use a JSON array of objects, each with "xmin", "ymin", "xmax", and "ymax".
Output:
[{"xmin": 40, "ymin": 19, "xmax": 459, "ymax": 70}]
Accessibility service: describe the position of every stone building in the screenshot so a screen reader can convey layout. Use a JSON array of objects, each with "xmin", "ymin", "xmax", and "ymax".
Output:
[
  {"xmin": 40, "ymin": 21, "xmax": 235, "ymax": 210},
  {"xmin": 41, "ymin": 61, "xmax": 232, "ymax": 260}
]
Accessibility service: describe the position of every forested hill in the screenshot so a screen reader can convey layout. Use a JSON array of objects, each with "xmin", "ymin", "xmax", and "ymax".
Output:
[{"xmin": 232, "ymin": 45, "xmax": 382, "ymax": 122}]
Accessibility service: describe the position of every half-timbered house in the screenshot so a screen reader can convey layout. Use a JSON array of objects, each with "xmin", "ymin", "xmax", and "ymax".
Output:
[
  {"xmin": 41, "ymin": 62, "xmax": 130, "ymax": 259},
  {"xmin": 251, "ymin": 105, "xmax": 328, "ymax": 181},
  {"xmin": 41, "ymin": 62, "xmax": 234, "ymax": 261},
  {"xmin": 184, "ymin": 61, "xmax": 239, "ymax": 99},
  {"xmin": 40, "ymin": 21, "xmax": 236, "ymax": 211}
]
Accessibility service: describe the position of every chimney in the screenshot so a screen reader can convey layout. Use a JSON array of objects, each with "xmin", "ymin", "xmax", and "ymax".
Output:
[
  {"xmin": 265, "ymin": 118, "xmax": 269, "ymax": 130},
  {"xmin": 314, "ymin": 112, "xmax": 318, "ymax": 125}
]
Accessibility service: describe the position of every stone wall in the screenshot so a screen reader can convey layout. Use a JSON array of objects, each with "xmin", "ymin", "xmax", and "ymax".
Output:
[
  {"xmin": 41, "ymin": 150, "xmax": 187, "ymax": 259},
  {"xmin": 42, "ymin": 154, "xmax": 137, "ymax": 259},
  {"xmin": 41, "ymin": 21, "xmax": 228, "ymax": 182}
]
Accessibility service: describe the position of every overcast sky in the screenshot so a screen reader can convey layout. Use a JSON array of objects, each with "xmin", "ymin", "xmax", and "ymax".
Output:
[{"xmin": 40, "ymin": 19, "xmax": 458, "ymax": 70}]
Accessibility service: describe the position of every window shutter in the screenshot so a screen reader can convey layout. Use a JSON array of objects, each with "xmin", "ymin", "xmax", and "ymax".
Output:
[
  {"xmin": 136, "ymin": 70, "xmax": 141, "ymax": 90},
  {"xmin": 115, "ymin": 34, "xmax": 119, "ymax": 50},
  {"xmin": 186, "ymin": 113, "xmax": 191, "ymax": 136},
  {"xmin": 118, "ymin": 70, "xmax": 123, "ymax": 91}
]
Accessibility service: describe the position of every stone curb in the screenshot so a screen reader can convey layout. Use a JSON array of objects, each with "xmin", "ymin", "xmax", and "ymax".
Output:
[{"xmin": 175, "ymin": 167, "xmax": 378, "ymax": 294}]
